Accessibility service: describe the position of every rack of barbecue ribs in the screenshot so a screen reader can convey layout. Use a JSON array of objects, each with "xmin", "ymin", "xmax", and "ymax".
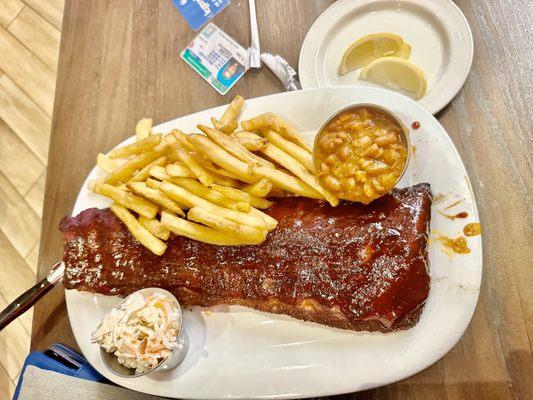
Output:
[{"xmin": 61, "ymin": 183, "xmax": 432, "ymax": 333}]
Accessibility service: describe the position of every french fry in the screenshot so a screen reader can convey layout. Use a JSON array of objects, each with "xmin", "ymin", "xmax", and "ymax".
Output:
[
  {"xmin": 233, "ymin": 136, "xmax": 263, "ymax": 151},
  {"xmin": 161, "ymin": 209, "xmax": 177, "ymax": 216},
  {"xmin": 220, "ymin": 95, "xmax": 244, "ymax": 124},
  {"xmin": 159, "ymin": 181, "xmax": 268, "ymax": 229},
  {"xmin": 87, "ymin": 179, "xmax": 101, "ymax": 191},
  {"xmin": 111, "ymin": 204, "xmax": 166, "ymax": 255},
  {"xmin": 166, "ymin": 162, "xmax": 195, "ymax": 178},
  {"xmin": 187, "ymin": 207, "xmax": 266, "ymax": 243},
  {"xmin": 261, "ymin": 128, "xmax": 316, "ymax": 173},
  {"xmin": 194, "ymin": 156, "xmax": 242, "ymax": 180},
  {"xmin": 242, "ymin": 178, "xmax": 273, "ymax": 197},
  {"xmin": 108, "ymin": 134, "xmax": 162, "ymax": 159},
  {"xmin": 211, "ymin": 184, "xmax": 274, "ymax": 209},
  {"xmin": 169, "ymin": 143, "xmax": 213, "ymax": 186},
  {"xmin": 138, "ymin": 215, "xmax": 170, "ymax": 240},
  {"xmin": 187, "ymin": 134, "xmax": 259, "ymax": 184},
  {"xmin": 154, "ymin": 134, "xmax": 176, "ymax": 152},
  {"xmin": 251, "ymin": 163, "xmax": 322, "ymax": 199},
  {"xmin": 129, "ymin": 156, "xmax": 167, "ymax": 182},
  {"xmin": 232, "ymin": 130, "xmax": 265, "ymax": 140},
  {"xmin": 261, "ymin": 143, "xmax": 338, "ymax": 206},
  {"xmin": 167, "ymin": 162, "xmax": 239, "ymax": 192},
  {"xmin": 241, "ymin": 113, "xmax": 311, "ymax": 152},
  {"xmin": 231, "ymin": 131, "xmax": 267, "ymax": 151},
  {"xmin": 161, "ymin": 211, "xmax": 258, "ymax": 246},
  {"xmin": 146, "ymin": 178, "xmax": 163, "ymax": 189},
  {"xmin": 149, "ymin": 165, "xmax": 172, "ymax": 181},
  {"xmin": 233, "ymin": 202, "xmax": 251, "ymax": 212},
  {"xmin": 248, "ymin": 206, "xmax": 278, "ymax": 230},
  {"xmin": 127, "ymin": 182, "xmax": 185, "ymax": 216},
  {"xmin": 135, "ymin": 118, "xmax": 153, "ymax": 141},
  {"xmin": 210, "ymin": 95, "xmax": 244, "ymax": 134},
  {"xmin": 221, "ymin": 95, "xmax": 245, "ymax": 124},
  {"xmin": 96, "ymin": 153, "xmax": 118, "ymax": 173},
  {"xmin": 210, "ymin": 172, "xmax": 240, "ymax": 187},
  {"xmin": 105, "ymin": 150, "xmax": 163, "ymax": 184},
  {"xmin": 163, "ymin": 133, "xmax": 177, "ymax": 144},
  {"xmin": 168, "ymin": 158, "xmax": 240, "ymax": 186},
  {"xmin": 92, "ymin": 182, "xmax": 159, "ymax": 218},
  {"xmin": 172, "ymin": 129, "xmax": 197, "ymax": 152},
  {"xmin": 198, "ymin": 125, "xmax": 273, "ymax": 168},
  {"xmin": 168, "ymin": 177, "xmax": 247, "ymax": 211},
  {"xmin": 211, "ymin": 117, "xmax": 238, "ymax": 134},
  {"xmin": 151, "ymin": 135, "xmax": 175, "ymax": 154}
]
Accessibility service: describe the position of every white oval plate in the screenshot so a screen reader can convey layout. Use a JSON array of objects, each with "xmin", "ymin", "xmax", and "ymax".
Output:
[
  {"xmin": 298, "ymin": 0, "xmax": 474, "ymax": 114},
  {"xmin": 66, "ymin": 87, "xmax": 482, "ymax": 399}
]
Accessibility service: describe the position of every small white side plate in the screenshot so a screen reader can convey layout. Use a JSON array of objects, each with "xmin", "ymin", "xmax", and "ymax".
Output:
[
  {"xmin": 298, "ymin": 0, "xmax": 473, "ymax": 114},
  {"xmin": 66, "ymin": 87, "xmax": 482, "ymax": 399}
]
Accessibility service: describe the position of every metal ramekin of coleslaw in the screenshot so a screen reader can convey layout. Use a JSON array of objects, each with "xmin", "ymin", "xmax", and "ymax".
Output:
[{"xmin": 92, "ymin": 288, "xmax": 188, "ymax": 377}]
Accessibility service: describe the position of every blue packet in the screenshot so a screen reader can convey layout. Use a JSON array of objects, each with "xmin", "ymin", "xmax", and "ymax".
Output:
[{"xmin": 172, "ymin": 0, "xmax": 231, "ymax": 31}]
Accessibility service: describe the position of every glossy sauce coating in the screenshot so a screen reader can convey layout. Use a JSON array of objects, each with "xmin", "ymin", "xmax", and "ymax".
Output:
[{"xmin": 62, "ymin": 184, "xmax": 432, "ymax": 332}]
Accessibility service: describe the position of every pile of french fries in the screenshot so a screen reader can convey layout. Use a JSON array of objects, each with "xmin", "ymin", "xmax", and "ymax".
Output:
[{"xmin": 89, "ymin": 95, "xmax": 338, "ymax": 255}]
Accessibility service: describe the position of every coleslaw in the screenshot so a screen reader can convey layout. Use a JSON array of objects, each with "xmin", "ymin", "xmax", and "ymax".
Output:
[{"xmin": 92, "ymin": 291, "xmax": 180, "ymax": 374}]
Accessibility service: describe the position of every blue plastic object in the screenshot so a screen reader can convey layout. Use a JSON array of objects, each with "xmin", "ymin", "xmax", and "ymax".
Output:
[{"xmin": 13, "ymin": 344, "xmax": 104, "ymax": 400}]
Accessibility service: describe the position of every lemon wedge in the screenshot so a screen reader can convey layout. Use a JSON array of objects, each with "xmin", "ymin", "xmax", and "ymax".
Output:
[
  {"xmin": 359, "ymin": 57, "xmax": 427, "ymax": 99},
  {"xmin": 339, "ymin": 33, "xmax": 411, "ymax": 75}
]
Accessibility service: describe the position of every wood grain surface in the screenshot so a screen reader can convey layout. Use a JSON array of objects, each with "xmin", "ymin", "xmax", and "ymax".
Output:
[
  {"xmin": 0, "ymin": 1, "xmax": 61, "ymax": 391},
  {"xmin": 32, "ymin": 1, "xmax": 532, "ymax": 399}
]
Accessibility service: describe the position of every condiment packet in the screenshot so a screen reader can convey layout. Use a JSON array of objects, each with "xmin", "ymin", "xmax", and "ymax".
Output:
[
  {"xmin": 181, "ymin": 23, "xmax": 247, "ymax": 95},
  {"xmin": 172, "ymin": 0, "xmax": 230, "ymax": 31}
]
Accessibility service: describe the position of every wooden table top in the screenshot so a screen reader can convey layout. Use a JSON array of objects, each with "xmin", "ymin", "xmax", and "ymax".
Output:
[{"xmin": 32, "ymin": 0, "xmax": 532, "ymax": 398}]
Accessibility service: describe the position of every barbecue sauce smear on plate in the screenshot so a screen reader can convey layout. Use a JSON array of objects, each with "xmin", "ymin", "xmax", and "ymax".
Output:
[
  {"xmin": 438, "ymin": 210, "xmax": 469, "ymax": 220},
  {"xmin": 463, "ymin": 222, "xmax": 481, "ymax": 237},
  {"xmin": 436, "ymin": 235, "xmax": 471, "ymax": 254}
]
